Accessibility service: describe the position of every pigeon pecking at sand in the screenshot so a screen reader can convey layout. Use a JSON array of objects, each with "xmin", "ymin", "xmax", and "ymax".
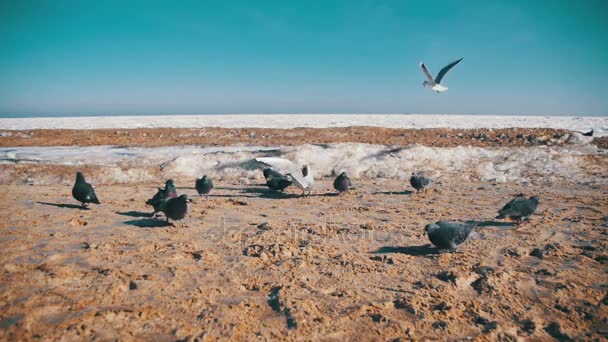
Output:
[
  {"xmin": 146, "ymin": 179, "xmax": 177, "ymax": 216},
  {"xmin": 195, "ymin": 175, "xmax": 214, "ymax": 198},
  {"xmin": 72, "ymin": 172, "xmax": 100, "ymax": 208},
  {"xmin": 263, "ymin": 168, "xmax": 292, "ymax": 192},
  {"xmin": 496, "ymin": 195, "xmax": 540, "ymax": 224},
  {"xmin": 162, "ymin": 194, "xmax": 192, "ymax": 226},
  {"xmin": 425, "ymin": 221, "xmax": 478, "ymax": 250},
  {"xmin": 333, "ymin": 171, "xmax": 352, "ymax": 194},
  {"xmin": 410, "ymin": 173, "xmax": 431, "ymax": 192}
]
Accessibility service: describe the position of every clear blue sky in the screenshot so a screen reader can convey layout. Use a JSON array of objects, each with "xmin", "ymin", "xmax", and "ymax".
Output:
[{"xmin": 1, "ymin": 0, "xmax": 606, "ymax": 117}]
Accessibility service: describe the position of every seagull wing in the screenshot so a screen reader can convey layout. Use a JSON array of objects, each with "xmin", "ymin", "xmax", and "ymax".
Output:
[
  {"xmin": 255, "ymin": 157, "xmax": 300, "ymax": 175},
  {"xmin": 434, "ymin": 58, "xmax": 463, "ymax": 84},
  {"xmin": 286, "ymin": 172, "xmax": 311, "ymax": 190},
  {"xmin": 420, "ymin": 62, "xmax": 435, "ymax": 83}
]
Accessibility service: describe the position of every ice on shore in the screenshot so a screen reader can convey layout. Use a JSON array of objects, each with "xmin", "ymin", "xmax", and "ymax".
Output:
[
  {"xmin": 1, "ymin": 142, "xmax": 605, "ymax": 185},
  {"xmin": 1, "ymin": 114, "xmax": 606, "ymax": 137}
]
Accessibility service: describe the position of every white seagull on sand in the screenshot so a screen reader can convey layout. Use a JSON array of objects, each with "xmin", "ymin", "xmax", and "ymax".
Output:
[
  {"xmin": 255, "ymin": 157, "xmax": 314, "ymax": 196},
  {"xmin": 420, "ymin": 58, "xmax": 463, "ymax": 93}
]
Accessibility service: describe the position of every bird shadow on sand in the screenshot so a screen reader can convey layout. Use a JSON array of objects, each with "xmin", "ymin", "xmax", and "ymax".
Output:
[
  {"xmin": 123, "ymin": 219, "xmax": 170, "ymax": 228},
  {"xmin": 116, "ymin": 211, "xmax": 154, "ymax": 218},
  {"xmin": 371, "ymin": 244, "xmax": 439, "ymax": 256},
  {"xmin": 373, "ymin": 190, "xmax": 414, "ymax": 196},
  {"xmin": 37, "ymin": 202, "xmax": 90, "ymax": 210},
  {"xmin": 474, "ymin": 220, "xmax": 517, "ymax": 228}
]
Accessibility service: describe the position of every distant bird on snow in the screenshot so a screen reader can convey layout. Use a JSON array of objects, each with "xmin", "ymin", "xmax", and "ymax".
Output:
[
  {"xmin": 255, "ymin": 157, "xmax": 314, "ymax": 196},
  {"xmin": 425, "ymin": 221, "xmax": 477, "ymax": 250},
  {"xmin": 420, "ymin": 58, "xmax": 463, "ymax": 93},
  {"xmin": 72, "ymin": 172, "xmax": 100, "ymax": 208},
  {"xmin": 496, "ymin": 195, "xmax": 540, "ymax": 224}
]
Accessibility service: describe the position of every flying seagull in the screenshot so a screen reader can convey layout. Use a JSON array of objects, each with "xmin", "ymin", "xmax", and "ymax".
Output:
[
  {"xmin": 420, "ymin": 58, "xmax": 463, "ymax": 93},
  {"xmin": 255, "ymin": 157, "xmax": 314, "ymax": 196}
]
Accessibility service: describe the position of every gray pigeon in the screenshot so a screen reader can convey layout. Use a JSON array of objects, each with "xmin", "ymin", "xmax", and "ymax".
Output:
[
  {"xmin": 410, "ymin": 173, "xmax": 431, "ymax": 192},
  {"xmin": 425, "ymin": 221, "xmax": 477, "ymax": 250},
  {"xmin": 195, "ymin": 175, "xmax": 213, "ymax": 197},
  {"xmin": 146, "ymin": 179, "xmax": 177, "ymax": 216},
  {"xmin": 72, "ymin": 172, "xmax": 100, "ymax": 207},
  {"xmin": 263, "ymin": 168, "xmax": 292, "ymax": 192},
  {"xmin": 333, "ymin": 172, "xmax": 352, "ymax": 194},
  {"xmin": 162, "ymin": 194, "xmax": 191, "ymax": 226},
  {"xmin": 496, "ymin": 195, "xmax": 540, "ymax": 224}
]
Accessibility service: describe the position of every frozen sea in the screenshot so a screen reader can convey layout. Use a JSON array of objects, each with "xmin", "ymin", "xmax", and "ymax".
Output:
[{"xmin": 1, "ymin": 114, "xmax": 606, "ymax": 137}]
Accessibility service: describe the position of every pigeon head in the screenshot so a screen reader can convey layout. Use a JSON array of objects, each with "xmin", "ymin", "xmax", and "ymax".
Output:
[
  {"xmin": 263, "ymin": 168, "xmax": 271, "ymax": 179},
  {"xmin": 165, "ymin": 179, "xmax": 175, "ymax": 187},
  {"xmin": 530, "ymin": 196, "xmax": 540, "ymax": 203},
  {"xmin": 179, "ymin": 194, "xmax": 192, "ymax": 203},
  {"xmin": 340, "ymin": 171, "xmax": 347, "ymax": 177},
  {"xmin": 424, "ymin": 223, "xmax": 438, "ymax": 233},
  {"xmin": 76, "ymin": 172, "xmax": 85, "ymax": 183}
]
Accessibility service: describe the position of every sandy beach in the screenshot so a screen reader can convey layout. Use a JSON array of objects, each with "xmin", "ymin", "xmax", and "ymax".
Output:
[{"xmin": 0, "ymin": 124, "xmax": 607, "ymax": 340}]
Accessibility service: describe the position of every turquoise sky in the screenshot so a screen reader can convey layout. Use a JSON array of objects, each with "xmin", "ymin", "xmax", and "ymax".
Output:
[{"xmin": 0, "ymin": 0, "xmax": 606, "ymax": 117}]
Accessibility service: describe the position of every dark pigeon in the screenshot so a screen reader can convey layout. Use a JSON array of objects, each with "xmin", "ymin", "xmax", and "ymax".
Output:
[
  {"xmin": 410, "ymin": 173, "xmax": 431, "ymax": 192},
  {"xmin": 582, "ymin": 130, "xmax": 593, "ymax": 137},
  {"xmin": 162, "ymin": 194, "xmax": 191, "ymax": 226},
  {"xmin": 145, "ymin": 179, "xmax": 177, "ymax": 216},
  {"xmin": 425, "ymin": 221, "xmax": 477, "ymax": 250},
  {"xmin": 496, "ymin": 195, "xmax": 540, "ymax": 224},
  {"xmin": 195, "ymin": 175, "xmax": 214, "ymax": 197},
  {"xmin": 333, "ymin": 172, "xmax": 352, "ymax": 194},
  {"xmin": 263, "ymin": 168, "xmax": 292, "ymax": 192},
  {"xmin": 72, "ymin": 172, "xmax": 100, "ymax": 207}
]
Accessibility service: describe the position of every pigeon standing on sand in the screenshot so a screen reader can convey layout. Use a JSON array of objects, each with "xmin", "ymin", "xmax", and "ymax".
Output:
[
  {"xmin": 425, "ymin": 221, "xmax": 477, "ymax": 250},
  {"xmin": 195, "ymin": 175, "xmax": 213, "ymax": 197},
  {"xmin": 72, "ymin": 172, "xmax": 100, "ymax": 208},
  {"xmin": 496, "ymin": 195, "xmax": 540, "ymax": 224},
  {"xmin": 162, "ymin": 194, "xmax": 192, "ymax": 226},
  {"xmin": 263, "ymin": 168, "xmax": 292, "ymax": 192},
  {"xmin": 255, "ymin": 157, "xmax": 314, "ymax": 196},
  {"xmin": 333, "ymin": 172, "xmax": 352, "ymax": 194},
  {"xmin": 146, "ymin": 179, "xmax": 177, "ymax": 216},
  {"xmin": 410, "ymin": 173, "xmax": 431, "ymax": 192}
]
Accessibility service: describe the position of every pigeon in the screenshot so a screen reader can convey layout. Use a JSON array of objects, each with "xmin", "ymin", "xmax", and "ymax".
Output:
[
  {"xmin": 263, "ymin": 168, "xmax": 292, "ymax": 192},
  {"xmin": 410, "ymin": 173, "xmax": 431, "ymax": 192},
  {"xmin": 162, "ymin": 194, "xmax": 192, "ymax": 226},
  {"xmin": 195, "ymin": 175, "xmax": 214, "ymax": 197},
  {"xmin": 255, "ymin": 157, "xmax": 314, "ymax": 196},
  {"xmin": 496, "ymin": 195, "xmax": 540, "ymax": 224},
  {"xmin": 425, "ymin": 221, "xmax": 477, "ymax": 250},
  {"xmin": 333, "ymin": 172, "xmax": 352, "ymax": 194},
  {"xmin": 146, "ymin": 179, "xmax": 177, "ymax": 216},
  {"xmin": 72, "ymin": 172, "xmax": 100, "ymax": 208},
  {"xmin": 420, "ymin": 58, "xmax": 463, "ymax": 93}
]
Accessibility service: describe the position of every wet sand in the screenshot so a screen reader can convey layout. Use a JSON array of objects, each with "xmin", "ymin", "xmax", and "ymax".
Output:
[
  {"xmin": 1, "ymin": 127, "xmax": 602, "ymax": 148},
  {"xmin": 1, "ymin": 178, "xmax": 607, "ymax": 340}
]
